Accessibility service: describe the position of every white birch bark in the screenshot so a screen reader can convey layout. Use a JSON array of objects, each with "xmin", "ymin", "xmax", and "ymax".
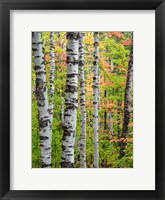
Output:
[
  {"xmin": 32, "ymin": 32, "xmax": 52, "ymax": 168},
  {"xmin": 93, "ymin": 32, "xmax": 99, "ymax": 168},
  {"xmin": 79, "ymin": 32, "xmax": 86, "ymax": 168},
  {"xmin": 120, "ymin": 48, "xmax": 133, "ymax": 158},
  {"xmin": 62, "ymin": 32, "xmax": 80, "ymax": 168},
  {"xmin": 48, "ymin": 32, "xmax": 55, "ymax": 135}
]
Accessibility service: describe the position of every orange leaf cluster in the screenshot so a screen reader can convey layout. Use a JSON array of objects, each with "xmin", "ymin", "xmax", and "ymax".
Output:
[
  {"xmin": 121, "ymin": 38, "xmax": 132, "ymax": 46},
  {"xmin": 100, "ymin": 81, "xmax": 114, "ymax": 86},
  {"xmin": 44, "ymin": 53, "xmax": 50, "ymax": 62},
  {"xmin": 110, "ymin": 138, "xmax": 133, "ymax": 143},
  {"xmin": 100, "ymin": 102, "xmax": 115, "ymax": 109},
  {"xmin": 109, "ymin": 32, "xmax": 124, "ymax": 38},
  {"xmin": 120, "ymin": 82, "xmax": 126, "ymax": 87},
  {"xmin": 128, "ymin": 123, "xmax": 133, "ymax": 127}
]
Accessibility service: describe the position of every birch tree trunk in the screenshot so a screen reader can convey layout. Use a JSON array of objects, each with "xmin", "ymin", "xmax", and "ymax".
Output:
[
  {"xmin": 61, "ymin": 32, "xmax": 80, "ymax": 168},
  {"xmin": 32, "ymin": 32, "xmax": 52, "ymax": 168},
  {"xmin": 49, "ymin": 32, "xmax": 55, "ymax": 134},
  {"xmin": 93, "ymin": 32, "xmax": 99, "ymax": 168},
  {"xmin": 120, "ymin": 48, "xmax": 133, "ymax": 158},
  {"xmin": 79, "ymin": 32, "xmax": 86, "ymax": 168}
]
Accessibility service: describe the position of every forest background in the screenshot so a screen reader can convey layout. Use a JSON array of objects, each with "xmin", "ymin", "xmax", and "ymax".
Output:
[{"xmin": 32, "ymin": 31, "xmax": 133, "ymax": 168}]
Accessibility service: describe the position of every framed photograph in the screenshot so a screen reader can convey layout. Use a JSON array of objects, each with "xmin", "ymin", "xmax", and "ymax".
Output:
[{"xmin": 0, "ymin": 0, "xmax": 164, "ymax": 199}]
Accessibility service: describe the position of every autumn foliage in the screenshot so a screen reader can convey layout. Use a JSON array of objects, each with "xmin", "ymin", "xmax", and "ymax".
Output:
[{"xmin": 32, "ymin": 31, "xmax": 133, "ymax": 168}]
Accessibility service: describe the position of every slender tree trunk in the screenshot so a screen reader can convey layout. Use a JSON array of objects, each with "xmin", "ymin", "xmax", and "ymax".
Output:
[
  {"xmin": 115, "ymin": 65, "xmax": 122, "ymax": 141},
  {"xmin": 117, "ymin": 98, "xmax": 122, "ymax": 139},
  {"xmin": 61, "ymin": 94, "xmax": 65, "ymax": 126},
  {"xmin": 49, "ymin": 32, "xmax": 55, "ymax": 134},
  {"xmin": 120, "ymin": 48, "xmax": 133, "ymax": 158},
  {"xmin": 108, "ymin": 58, "xmax": 114, "ymax": 139},
  {"xmin": 57, "ymin": 33, "xmax": 65, "ymax": 128},
  {"xmin": 93, "ymin": 32, "xmax": 99, "ymax": 168},
  {"xmin": 32, "ymin": 32, "xmax": 52, "ymax": 168},
  {"xmin": 108, "ymin": 112, "xmax": 113, "ymax": 140},
  {"xmin": 103, "ymin": 46, "xmax": 109, "ymax": 131},
  {"xmin": 104, "ymin": 90, "xmax": 107, "ymax": 130},
  {"xmin": 79, "ymin": 32, "xmax": 87, "ymax": 168},
  {"xmin": 61, "ymin": 32, "xmax": 80, "ymax": 168},
  {"xmin": 98, "ymin": 64, "xmax": 100, "ymax": 104}
]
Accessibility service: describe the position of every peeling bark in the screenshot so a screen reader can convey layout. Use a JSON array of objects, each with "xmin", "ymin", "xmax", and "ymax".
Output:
[
  {"xmin": 93, "ymin": 32, "xmax": 99, "ymax": 168},
  {"xmin": 62, "ymin": 32, "xmax": 80, "ymax": 168},
  {"xmin": 79, "ymin": 32, "xmax": 86, "ymax": 168},
  {"xmin": 120, "ymin": 48, "xmax": 133, "ymax": 158},
  {"xmin": 32, "ymin": 32, "xmax": 52, "ymax": 168}
]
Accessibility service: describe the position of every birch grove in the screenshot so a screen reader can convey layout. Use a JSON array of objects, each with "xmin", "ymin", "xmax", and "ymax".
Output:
[
  {"xmin": 32, "ymin": 32, "xmax": 133, "ymax": 168},
  {"xmin": 32, "ymin": 32, "xmax": 52, "ymax": 168}
]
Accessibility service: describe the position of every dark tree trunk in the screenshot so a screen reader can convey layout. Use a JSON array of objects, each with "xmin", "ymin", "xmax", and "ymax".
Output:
[{"xmin": 120, "ymin": 48, "xmax": 133, "ymax": 158}]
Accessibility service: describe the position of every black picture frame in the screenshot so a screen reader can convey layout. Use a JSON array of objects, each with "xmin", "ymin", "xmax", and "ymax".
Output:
[{"xmin": 0, "ymin": 0, "xmax": 164, "ymax": 199}]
